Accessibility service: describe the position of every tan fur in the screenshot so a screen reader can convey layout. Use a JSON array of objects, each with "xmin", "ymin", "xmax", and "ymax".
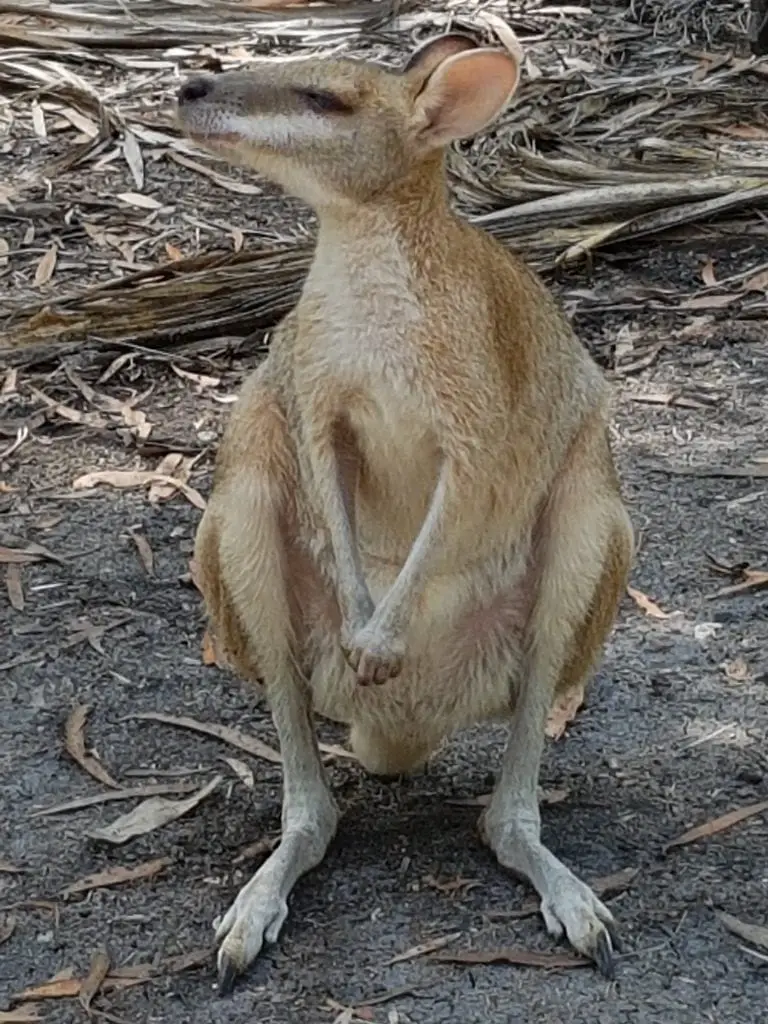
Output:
[{"xmin": 177, "ymin": 32, "xmax": 634, "ymax": 987}]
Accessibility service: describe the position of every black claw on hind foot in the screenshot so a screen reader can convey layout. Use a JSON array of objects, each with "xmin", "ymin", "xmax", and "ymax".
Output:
[
  {"xmin": 217, "ymin": 955, "xmax": 238, "ymax": 997},
  {"xmin": 594, "ymin": 930, "xmax": 616, "ymax": 980}
]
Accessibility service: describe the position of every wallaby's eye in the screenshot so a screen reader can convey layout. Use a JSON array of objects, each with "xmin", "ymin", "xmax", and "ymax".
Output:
[{"xmin": 296, "ymin": 88, "xmax": 352, "ymax": 115}]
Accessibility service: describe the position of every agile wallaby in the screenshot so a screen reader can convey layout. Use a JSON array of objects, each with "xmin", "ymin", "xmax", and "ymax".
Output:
[{"xmin": 177, "ymin": 30, "xmax": 633, "ymax": 993}]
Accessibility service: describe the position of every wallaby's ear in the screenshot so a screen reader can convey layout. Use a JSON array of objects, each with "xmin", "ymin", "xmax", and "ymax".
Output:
[
  {"xmin": 410, "ymin": 48, "xmax": 521, "ymax": 148},
  {"xmin": 403, "ymin": 32, "xmax": 479, "ymax": 84}
]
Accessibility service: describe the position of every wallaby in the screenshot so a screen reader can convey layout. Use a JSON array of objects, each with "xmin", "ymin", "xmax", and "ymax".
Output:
[{"xmin": 177, "ymin": 30, "xmax": 634, "ymax": 994}]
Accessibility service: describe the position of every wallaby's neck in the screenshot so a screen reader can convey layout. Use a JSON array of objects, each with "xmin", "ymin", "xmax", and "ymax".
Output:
[{"xmin": 314, "ymin": 153, "xmax": 456, "ymax": 264}]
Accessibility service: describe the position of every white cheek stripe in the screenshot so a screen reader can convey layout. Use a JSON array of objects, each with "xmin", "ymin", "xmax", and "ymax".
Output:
[{"xmin": 220, "ymin": 111, "xmax": 338, "ymax": 146}]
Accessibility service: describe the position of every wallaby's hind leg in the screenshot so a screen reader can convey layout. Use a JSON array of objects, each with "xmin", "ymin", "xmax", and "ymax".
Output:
[
  {"xmin": 481, "ymin": 444, "xmax": 633, "ymax": 976},
  {"xmin": 194, "ymin": 379, "xmax": 338, "ymax": 992}
]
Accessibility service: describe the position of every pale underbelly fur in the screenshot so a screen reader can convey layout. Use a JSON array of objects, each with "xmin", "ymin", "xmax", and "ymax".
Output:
[{"xmin": 304, "ymin": 552, "xmax": 530, "ymax": 775}]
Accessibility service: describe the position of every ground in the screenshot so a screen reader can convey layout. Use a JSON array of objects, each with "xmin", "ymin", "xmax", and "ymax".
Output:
[{"xmin": 2, "ymin": 2, "xmax": 768, "ymax": 1023}]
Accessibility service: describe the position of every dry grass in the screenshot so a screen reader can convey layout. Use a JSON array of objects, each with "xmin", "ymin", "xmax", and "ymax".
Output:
[{"xmin": 1, "ymin": 0, "xmax": 768, "ymax": 365}]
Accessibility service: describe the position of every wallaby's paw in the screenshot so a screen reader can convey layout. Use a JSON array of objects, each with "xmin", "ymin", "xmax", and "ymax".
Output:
[
  {"xmin": 342, "ymin": 624, "xmax": 405, "ymax": 684},
  {"xmin": 214, "ymin": 883, "xmax": 288, "ymax": 995},
  {"xmin": 539, "ymin": 876, "xmax": 620, "ymax": 979}
]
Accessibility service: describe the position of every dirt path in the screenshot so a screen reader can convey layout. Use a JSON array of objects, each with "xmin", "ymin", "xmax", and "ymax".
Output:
[{"xmin": 2, "ymin": 236, "xmax": 767, "ymax": 1023}]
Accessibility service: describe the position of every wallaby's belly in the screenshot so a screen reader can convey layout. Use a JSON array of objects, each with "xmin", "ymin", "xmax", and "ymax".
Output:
[{"xmin": 307, "ymin": 552, "xmax": 531, "ymax": 771}]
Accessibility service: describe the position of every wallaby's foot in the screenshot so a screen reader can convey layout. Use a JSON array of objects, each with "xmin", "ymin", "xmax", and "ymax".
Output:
[
  {"xmin": 481, "ymin": 808, "xmax": 619, "ymax": 978},
  {"xmin": 342, "ymin": 620, "xmax": 405, "ymax": 685},
  {"xmin": 215, "ymin": 870, "xmax": 288, "ymax": 994},
  {"xmin": 215, "ymin": 814, "xmax": 337, "ymax": 994}
]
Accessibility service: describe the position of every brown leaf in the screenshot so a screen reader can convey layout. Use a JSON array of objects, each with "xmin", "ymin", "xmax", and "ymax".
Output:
[
  {"xmin": 666, "ymin": 800, "xmax": 768, "ymax": 851},
  {"xmin": 0, "ymin": 1009, "xmax": 43, "ymax": 1023},
  {"xmin": 6, "ymin": 563, "xmax": 24, "ymax": 611},
  {"xmin": 0, "ymin": 915, "xmax": 16, "ymax": 945},
  {"xmin": 171, "ymin": 364, "xmax": 221, "ymax": 390},
  {"xmin": 117, "ymin": 192, "xmax": 161, "ymax": 211},
  {"xmin": 701, "ymin": 258, "xmax": 717, "ymax": 286},
  {"xmin": 0, "ymin": 860, "xmax": 23, "ymax": 873},
  {"xmin": 233, "ymin": 835, "xmax": 280, "ymax": 864},
  {"xmin": 679, "ymin": 292, "xmax": 736, "ymax": 310},
  {"xmin": 79, "ymin": 947, "xmax": 110, "ymax": 1013},
  {"xmin": 384, "ymin": 932, "xmax": 462, "ymax": 966},
  {"xmin": 220, "ymin": 757, "xmax": 254, "ymax": 790},
  {"xmin": 743, "ymin": 268, "xmax": 768, "ymax": 293},
  {"xmin": 87, "ymin": 776, "xmax": 222, "ymax": 845},
  {"xmin": 128, "ymin": 530, "xmax": 154, "ymax": 576},
  {"xmin": 33, "ymin": 244, "xmax": 57, "ymax": 287},
  {"xmin": 130, "ymin": 711, "xmax": 282, "ymax": 764},
  {"xmin": 2, "ymin": 367, "xmax": 18, "ymax": 394},
  {"xmin": 626, "ymin": 585, "xmax": 676, "ymax": 619},
  {"xmin": 723, "ymin": 657, "xmax": 751, "ymax": 683},
  {"xmin": 14, "ymin": 974, "xmax": 145, "ymax": 1002},
  {"xmin": 432, "ymin": 947, "xmax": 589, "ymax": 969},
  {"xmin": 62, "ymin": 857, "xmax": 172, "ymax": 898},
  {"xmin": 64, "ymin": 705, "xmax": 119, "ymax": 789},
  {"xmin": 545, "ymin": 685, "xmax": 584, "ymax": 740},
  {"xmin": 32, "ymin": 780, "xmax": 201, "ymax": 817},
  {"xmin": 122, "ymin": 130, "xmax": 144, "ymax": 190},
  {"xmin": 165, "ymin": 243, "xmax": 184, "ymax": 262},
  {"xmin": 72, "ymin": 470, "xmax": 206, "ymax": 511},
  {"xmin": 711, "ymin": 568, "xmax": 768, "ymax": 598},
  {"xmin": 717, "ymin": 911, "xmax": 768, "ymax": 953},
  {"xmin": 0, "ymin": 543, "xmax": 62, "ymax": 565}
]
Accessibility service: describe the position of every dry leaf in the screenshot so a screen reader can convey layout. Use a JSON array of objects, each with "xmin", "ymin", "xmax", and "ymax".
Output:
[
  {"xmin": 626, "ymin": 585, "xmax": 675, "ymax": 618},
  {"xmin": 78, "ymin": 947, "xmax": 110, "ymax": 1013},
  {"xmin": 1, "ymin": 367, "xmax": 16, "ymax": 394},
  {"xmin": 33, "ymin": 244, "xmax": 57, "ymax": 287},
  {"xmin": 87, "ymin": 776, "xmax": 222, "ymax": 844},
  {"xmin": 545, "ymin": 685, "xmax": 584, "ymax": 740},
  {"xmin": 32, "ymin": 780, "xmax": 200, "ymax": 817},
  {"xmin": 432, "ymin": 947, "xmax": 589, "ymax": 969},
  {"xmin": 0, "ymin": 543, "xmax": 61, "ymax": 565},
  {"xmin": 233, "ymin": 835, "xmax": 280, "ymax": 864},
  {"xmin": 130, "ymin": 711, "xmax": 282, "ymax": 764},
  {"xmin": 700, "ymin": 257, "xmax": 717, "ymax": 286},
  {"xmin": 117, "ymin": 192, "xmax": 162, "ymax": 211},
  {"xmin": 384, "ymin": 932, "xmax": 462, "ymax": 966},
  {"xmin": 72, "ymin": 470, "xmax": 205, "ymax": 511},
  {"xmin": 0, "ymin": 860, "xmax": 22, "ymax": 873},
  {"xmin": 165, "ymin": 243, "xmax": 184, "ymax": 262},
  {"xmin": 723, "ymin": 657, "xmax": 751, "ymax": 682},
  {"xmin": 6, "ymin": 563, "xmax": 24, "ymax": 611},
  {"xmin": 62, "ymin": 857, "xmax": 172, "ymax": 898},
  {"xmin": 65, "ymin": 704, "xmax": 119, "ymax": 789},
  {"xmin": 711, "ymin": 567, "xmax": 768, "ymax": 598},
  {"xmin": 0, "ymin": 1009, "xmax": 43, "ymax": 1023},
  {"xmin": 128, "ymin": 530, "xmax": 154, "ymax": 576},
  {"xmin": 743, "ymin": 268, "xmax": 768, "ymax": 292},
  {"xmin": 679, "ymin": 292, "xmax": 736, "ymax": 310},
  {"xmin": 122, "ymin": 130, "xmax": 144, "ymax": 190},
  {"xmin": 14, "ymin": 974, "xmax": 144, "ymax": 1002},
  {"xmin": 171, "ymin": 364, "xmax": 221, "ymax": 390},
  {"xmin": 717, "ymin": 911, "xmax": 768, "ymax": 953},
  {"xmin": 220, "ymin": 757, "xmax": 255, "ymax": 790},
  {"xmin": 666, "ymin": 800, "xmax": 768, "ymax": 851},
  {"xmin": 0, "ymin": 915, "xmax": 16, "ymax": 945}
]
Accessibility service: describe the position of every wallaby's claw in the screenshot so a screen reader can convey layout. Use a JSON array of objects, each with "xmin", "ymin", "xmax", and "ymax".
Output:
[
  {"xmin": 216, "ymin": 954, "xmax": 239, "ymax": 997},
  {"xmin": 594, "ymin": 929, "xmax": 616, "ymax": 980}
]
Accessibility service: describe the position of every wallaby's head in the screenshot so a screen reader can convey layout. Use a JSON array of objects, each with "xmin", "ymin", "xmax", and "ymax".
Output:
[{"xmin": 175, "ymin": 33, "xmax": 521, "ymax": 208}]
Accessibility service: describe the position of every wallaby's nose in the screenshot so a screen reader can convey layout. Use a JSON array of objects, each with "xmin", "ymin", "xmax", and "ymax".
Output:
[{"xmin": 178, "ymin": 75, "xmax": 214, "ymax": 105}]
